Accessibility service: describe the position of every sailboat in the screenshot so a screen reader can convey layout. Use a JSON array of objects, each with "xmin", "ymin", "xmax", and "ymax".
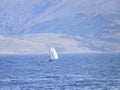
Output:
[{"xmin": 49, "ymin": 47, "xmax": 58, "ymax": 62}]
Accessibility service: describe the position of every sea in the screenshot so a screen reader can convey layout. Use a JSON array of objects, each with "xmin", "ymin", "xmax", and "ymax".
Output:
[{"xmin": 0, "ymin": 53, "xmax": 120, "ymax": 90}]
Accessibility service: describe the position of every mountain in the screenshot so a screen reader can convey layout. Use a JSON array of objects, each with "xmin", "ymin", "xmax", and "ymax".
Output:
[
  {"xmin": 0, "ymin": 33, "xmax": 92, "ymax": 54},
  {"xmin": 0, "ymin": 0, "xmax": 120, "ymax": 53}
]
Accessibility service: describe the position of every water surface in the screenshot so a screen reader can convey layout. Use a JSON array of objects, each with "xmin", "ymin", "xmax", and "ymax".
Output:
[{"xmin": 0, "ymin": 53, "xmax": 120, "ymax": 90}]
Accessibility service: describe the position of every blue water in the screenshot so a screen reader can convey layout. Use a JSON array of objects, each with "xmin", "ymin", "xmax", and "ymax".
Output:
[{"xmin": 0, "ymin": 53, "xmax": 120, "ymax": 90}]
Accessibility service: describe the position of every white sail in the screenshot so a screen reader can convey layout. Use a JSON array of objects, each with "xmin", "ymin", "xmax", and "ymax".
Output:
[{"xmin": 50, "ymin": 47, "xmax": 58, "ymax": 59}]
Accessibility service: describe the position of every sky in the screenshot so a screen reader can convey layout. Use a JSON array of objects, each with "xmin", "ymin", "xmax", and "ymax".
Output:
[{"xmin": 0, "ymin": 0, "xmax": 120, "ymax": 54}]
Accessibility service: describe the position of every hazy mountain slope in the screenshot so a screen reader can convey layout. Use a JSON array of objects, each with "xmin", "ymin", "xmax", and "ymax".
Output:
[
  {"xmin": 0, "ymin": 0, "xmax": 119, "ymax": 34},
  {"xmin": 0, "ymin": 33, "xmax": 91, "ymax": 54},
  {"xmin": 0, "ymin": 33, "xmax": 119, "ymax": 54},
  {"xmin": 0, "ymin": 0, "xmax": 120, "ymax": 53}
]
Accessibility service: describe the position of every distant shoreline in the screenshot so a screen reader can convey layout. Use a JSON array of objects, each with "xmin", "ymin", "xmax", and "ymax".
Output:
[{"xmin": 0, "ymin": 52, "xmax": 119, "ymax": 55}]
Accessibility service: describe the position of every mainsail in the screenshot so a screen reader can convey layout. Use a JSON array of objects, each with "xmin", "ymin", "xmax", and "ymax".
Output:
[{"xmin": 50, "ymin": 47, "xmax": 58, "ymax": 60}]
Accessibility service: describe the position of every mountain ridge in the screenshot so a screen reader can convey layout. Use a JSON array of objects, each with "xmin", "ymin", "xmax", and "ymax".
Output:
[{"xmin": 0, "ymin": 0, "xmax": 120, "ymax": 53}]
